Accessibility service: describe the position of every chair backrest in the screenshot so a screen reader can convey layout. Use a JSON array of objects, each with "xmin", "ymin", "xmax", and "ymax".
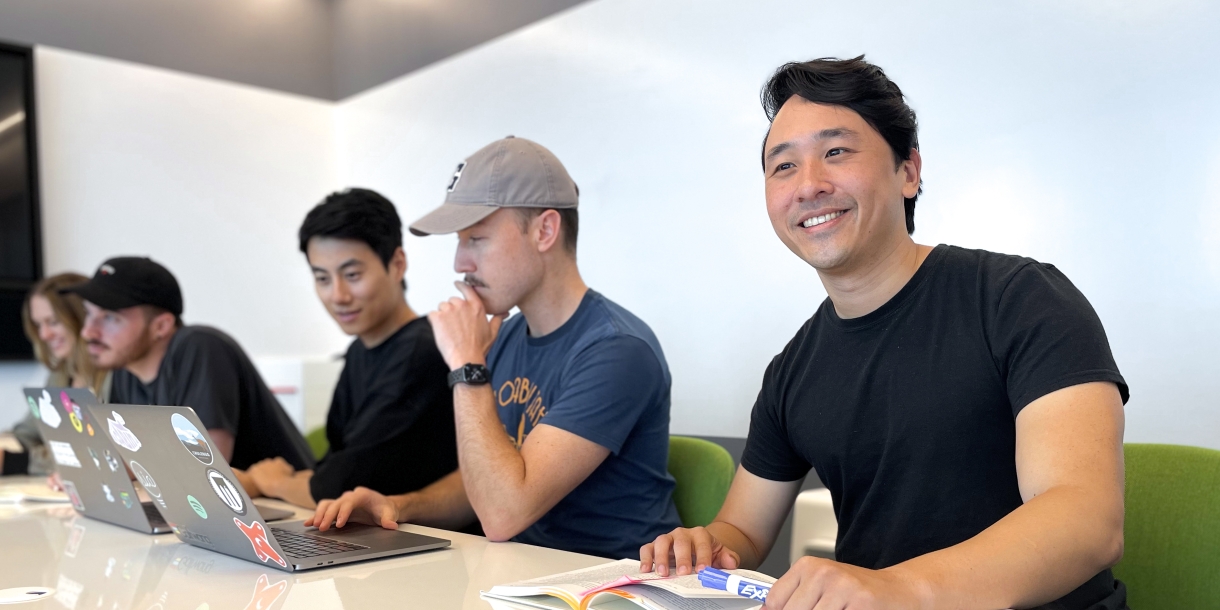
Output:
[
  {"xmin": 667, "ymin": 436, "xmax": 736, "ymax": 528},
  {"xmin": 1112, "ymin": 443, "xmax": 1220, "ymax": 609},
  {"xmin": 305, "ymin": 426, "xmax": 329, "ymax": 461}
]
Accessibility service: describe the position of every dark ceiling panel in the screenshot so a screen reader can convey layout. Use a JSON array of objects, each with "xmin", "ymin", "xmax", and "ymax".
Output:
[{"xmin": 0, "ymin": 0, "xmax": 591, "ymax": 101}]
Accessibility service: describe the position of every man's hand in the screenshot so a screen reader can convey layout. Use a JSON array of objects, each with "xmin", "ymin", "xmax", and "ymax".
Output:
[
  {"xmin": 247, "ymin": 458, "xmax": 293, "ymax": 498},
  {"xmin": 640, "ymin": 526, "xmax": 741, "ymax": 576},
  {"xmin": 429, "ymin": 282, "xmax": 506, "ymax": 370},
  {"xmin": 230, "ymin": 468, "xmax": 261, "ymax": 498},
  {"xmin": 763, "ymin": 556, "xmax": 928, "ymax": 610},
  {"xmin": 306, "ymin": 487, "xmax": 399, "ymax": 532}
]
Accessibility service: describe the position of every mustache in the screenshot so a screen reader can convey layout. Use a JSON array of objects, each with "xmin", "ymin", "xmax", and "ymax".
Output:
[
  {"xmin": 462, "ymin": 275, "xmax": 487, "ymax": 288},
  {"xmin": 86, "ymin": 339, "xmax": 109, "ymax": 350}
]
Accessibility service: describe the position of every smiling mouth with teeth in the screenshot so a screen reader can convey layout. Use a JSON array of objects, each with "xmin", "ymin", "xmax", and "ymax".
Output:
[{"xmin": 801, "ymin": 210, "xmax": 846, "ymax": 228}]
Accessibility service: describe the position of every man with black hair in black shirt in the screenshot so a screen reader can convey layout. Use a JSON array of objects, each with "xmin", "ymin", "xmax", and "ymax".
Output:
[
  {"xmin": 641, "ymin": 57, "xmax": 1129, "ymax": 610},
  {"xmin": 245, "ymin": 188, "xmax": 458, "ymax": 510},
  {"xmin": 69, "ymin": 257, "xmax": 315, "ymax": 486}
]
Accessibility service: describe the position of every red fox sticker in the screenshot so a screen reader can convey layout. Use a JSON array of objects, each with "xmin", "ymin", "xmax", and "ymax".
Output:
[{"xmin": 233, "ymin": 518, "xmax": 287, "ymax": 568}]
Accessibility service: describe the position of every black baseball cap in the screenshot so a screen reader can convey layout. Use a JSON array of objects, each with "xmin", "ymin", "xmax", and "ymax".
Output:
[{"xmin": 61, "ymin": 257, "xmax": 183, "ymax": 316}]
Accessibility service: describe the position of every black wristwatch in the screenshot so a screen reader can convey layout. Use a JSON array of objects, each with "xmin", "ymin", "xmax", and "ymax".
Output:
[{"xmin": 447, "ymin": 363, "xmax": 490, "ymax": 388}]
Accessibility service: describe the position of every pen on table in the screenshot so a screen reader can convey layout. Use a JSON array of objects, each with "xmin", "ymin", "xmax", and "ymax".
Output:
[{"xmin": 697, "ymin": 567, "xmax": 770, "ymax": 602}]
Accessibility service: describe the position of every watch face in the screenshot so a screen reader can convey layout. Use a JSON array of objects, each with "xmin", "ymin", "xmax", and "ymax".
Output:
[{"xmin": 467, "ymin": 365, "xmax": 489, "ymax": 384}]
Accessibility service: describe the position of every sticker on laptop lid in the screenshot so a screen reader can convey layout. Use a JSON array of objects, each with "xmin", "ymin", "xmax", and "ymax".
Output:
[
  {"xmin": 62, "ymin": 480, "xmax": 84, "ymax": 511},
  {"xmin": 104, "ymin": 449, "xmax": 120, "ymax": 473},
  {"xmin": 49, "ymin": 440, "xmax": 82, "ymax": 468},
  {"xmin": 38, "ymin": 390, "xmax": 61, "ymax": 429},
  {"xmin": 102, "ymin": 484, "xmax": 114, "ymax": 503},
  {"xmin": 87, "ymin": 446, "xmax": 101, "ymax": 469},
  {"xmin": 86, "ymin": 423, "xmax": 94, "ymax": 436},
  {"xmin": 171, "ymin": 413, "xmax": 213, "ymax": 465},
  {"xmin": 205, "ymin": 469, "xmax": 246, "ymax": 515},
  {"xmin": 27, "ymin": 395, "xmax": 38, "ymax": 419},
  {"xmin": 61, "ymin": 392, "xmax": 84, "ymax": 434},
  {"xmin": 129, "ymin": 461, "xmax": 161, "ymax": 499},
  {"xmin": 187, "ymin": 495, "xmax": 207, "ymax": 519},
  {"xmin": 119, "ymin": 491, "xmax": 133, "ymax": 509},
  {"xmin": 106, "ymin": 411, "xmax": 141, "ymax": 452},
  {"xmin": 233, "ymin": 518, "xmax": 287, "ymax": 568}
]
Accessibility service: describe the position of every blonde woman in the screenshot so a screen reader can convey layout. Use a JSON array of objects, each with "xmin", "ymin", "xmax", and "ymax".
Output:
[{"xmin": 0, "ymin": 273, "xmax": 110, "ymax": 476}]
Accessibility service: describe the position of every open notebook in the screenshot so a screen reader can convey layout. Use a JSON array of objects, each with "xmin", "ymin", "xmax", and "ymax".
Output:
[{"xmin": 481, "ymin": 558, "xmax": 774, "ymax": 610}]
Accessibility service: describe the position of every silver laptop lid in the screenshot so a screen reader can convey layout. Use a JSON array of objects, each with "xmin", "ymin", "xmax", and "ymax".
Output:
[
  {"xmin": 93, "ymin": 404, "xmax": 293, "ymax": 573},
  {"xmin": 22, "ymin": 388, "xmax": 159, "ymax": 534}
]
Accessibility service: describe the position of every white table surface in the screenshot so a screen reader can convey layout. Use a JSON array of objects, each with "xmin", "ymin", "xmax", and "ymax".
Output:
[{"xmin": 0, "ymin": 476, "xmax": 609, "ymax": 609}]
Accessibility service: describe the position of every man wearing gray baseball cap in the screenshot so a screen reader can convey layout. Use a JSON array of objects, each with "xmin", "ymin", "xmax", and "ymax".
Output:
[{"xmin": 309, "ymin": 136, "xmax": 682, "ymax": 559}]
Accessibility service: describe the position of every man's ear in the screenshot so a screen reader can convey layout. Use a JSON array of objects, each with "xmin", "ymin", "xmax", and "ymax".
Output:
[
  {"xmin": 389, "ymin": 246, "xmax": 407, "ymax": 282},
  {"xmin": 533, "ymin": 209, "xmax": 562, "ymax": 253},
  {"xmin": 901, "ymin": 148, "xmax": 922, "ymax": 200},
  {"xmin": 150, "ymin": 312, "xmax": 177, "ymax": 340}
]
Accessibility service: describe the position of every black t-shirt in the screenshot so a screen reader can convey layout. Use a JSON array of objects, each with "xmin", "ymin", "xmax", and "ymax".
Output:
[
  {"xmin": 309, "ymin": 317, "xmax": 458, "ymax": 502},
  {"xmin": 741, "ymin": 246, "xmax": 1130, "ymax": 610},
  {"xmin": 109, "ymin": 325, "xmax": 315, "ymax": 471}
]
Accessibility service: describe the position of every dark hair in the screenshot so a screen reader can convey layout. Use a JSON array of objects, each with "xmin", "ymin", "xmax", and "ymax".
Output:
[
  {"xmin": 513, "ymin": 208, "xmax": 579, "ymax": 255},
  {"xmin": 299, "ymin": 188, "xmax": 406, "ymax": 287},
  {"xmin": 761, "ymin": 55, "xmax": 922, "ymax": 234}
]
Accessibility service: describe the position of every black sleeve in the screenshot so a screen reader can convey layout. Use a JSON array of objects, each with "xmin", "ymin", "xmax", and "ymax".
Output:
[
  {"xmin": 309, "ymin": 337, "xmax": 455, "ymax": 501},
  {"xmin": 740, "ymin": 353, "xmax": 811, "ymax": 482},
  {"xmin": 989, "ymin": 263, "xmax": 1129, "ymax": 417},
  {"xmin": 167, "ymin": 334, "xmax": 243, "ymax": 434}
]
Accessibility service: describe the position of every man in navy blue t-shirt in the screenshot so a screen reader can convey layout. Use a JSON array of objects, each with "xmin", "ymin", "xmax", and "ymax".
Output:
[{"xmin": 308, "ymin": 137, "xmax": 680, "ymax": 559}]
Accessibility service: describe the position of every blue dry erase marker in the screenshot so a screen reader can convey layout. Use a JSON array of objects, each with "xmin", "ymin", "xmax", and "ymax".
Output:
[{"xmin": 697, "ymin": 567, "xmax": 770, "ymax": 602}]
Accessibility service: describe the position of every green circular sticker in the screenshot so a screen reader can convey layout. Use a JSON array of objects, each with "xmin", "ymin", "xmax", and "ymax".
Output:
[{"xmin": 187, "ymin": 495, "xmax": 207, "ymax": 519}]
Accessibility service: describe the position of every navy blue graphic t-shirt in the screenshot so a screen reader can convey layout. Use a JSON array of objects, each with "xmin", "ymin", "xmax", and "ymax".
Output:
[{"xmin": 486, "ymin": 289, "xmax": 681, "ymax": 559}]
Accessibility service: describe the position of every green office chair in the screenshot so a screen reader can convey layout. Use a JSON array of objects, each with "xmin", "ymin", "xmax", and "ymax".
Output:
[
  {"xmin": 667, "ymin": 436, "xmax": 736, "ymax": 528},
  {"xmin": 305, "ymin": 426, "xmax": 329, "ymax": 461},
  {"xmin": 1112, "ymin": 443, "xmax": 1220, "ymax": 609}
]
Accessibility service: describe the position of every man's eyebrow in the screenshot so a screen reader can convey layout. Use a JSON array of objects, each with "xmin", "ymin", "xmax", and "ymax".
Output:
[
  {"xmin": 763, "ymin": 127, "xmax": 861, "ymax": 164},
  {"xmin": 310, "ymin": 259, "xmax": 364, "ymax": 274},
  {"xmin": 763, "ymin": 141, "xmax": 793, "ymax": 163}
]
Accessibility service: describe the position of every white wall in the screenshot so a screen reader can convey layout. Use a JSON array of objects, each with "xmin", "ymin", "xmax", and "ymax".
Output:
[
  {"xmin": 4, "ymin": 0, "xmax": 1218, "ymax": 450},
  {"xmin": 0, "ymin": 47, "xmax": 349, "ymax": 429},
  {"xmin": 336, "ymin": 0, "xmax": 1220, "ymax": 447}
]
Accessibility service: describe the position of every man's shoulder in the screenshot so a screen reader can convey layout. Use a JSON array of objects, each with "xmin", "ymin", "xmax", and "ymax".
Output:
[
  {"xmin": 937, "ymin": 245, "xmax": 1049, "ymax": 285},
  {"xmin": 167, "ymin": 325, "xmax": 246, "ymax": 363},
  {"xmin": 935, "ymin": 245, "xmax": 1086, "ymax": 314},
  {"xmin": 581, "ymin": 291, "xmax": 663, "ymax": 348},
  {"xmin": 173, "ymin": 324, "xmax": 237, "ymax": 346}
]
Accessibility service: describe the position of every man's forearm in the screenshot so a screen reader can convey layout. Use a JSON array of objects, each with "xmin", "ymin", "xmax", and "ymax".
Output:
[
  {"xmin": 707, "ymin": 521, "xmax": 769, "ymax": 570},
  {"xmin": 395, "ymin": 469, "xmax": 478, "ymax": 530},
  {"xmin": 451, "ymin": 384, "xmax": 533, "ymax": 536},
  {"xmin": 889, "ymin": 484, "xmax": 1123, "ymax": 608}
]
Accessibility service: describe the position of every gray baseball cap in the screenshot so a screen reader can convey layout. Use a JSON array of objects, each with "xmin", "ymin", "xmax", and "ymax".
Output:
[{"xmin": 409, "ymin": 136, "xmax": 578, "ymax": 236}]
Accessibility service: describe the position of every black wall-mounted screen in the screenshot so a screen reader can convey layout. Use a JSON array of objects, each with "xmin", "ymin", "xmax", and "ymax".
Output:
[{"xmin": 0, "ymin": 41, "xmax": 41, "ymax": 360}]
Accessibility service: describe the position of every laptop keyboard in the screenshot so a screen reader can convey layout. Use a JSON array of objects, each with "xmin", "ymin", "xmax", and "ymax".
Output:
[
  {"xmin": 270, "ymin": 527, "xmax": 368, "ymax": 559},
  {"xmin": 142, "ymin": 503, "xmax": 168, "ymax": 527}
]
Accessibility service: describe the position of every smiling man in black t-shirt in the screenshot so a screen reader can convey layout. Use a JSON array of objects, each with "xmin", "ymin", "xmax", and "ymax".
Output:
[
  {"xmin": 244, "ymin": 189, "xmax": 457, "ymax": 509},
  {"xmin": 641, "ymin": 57, "xmax": 1129, "ymax": 610}
]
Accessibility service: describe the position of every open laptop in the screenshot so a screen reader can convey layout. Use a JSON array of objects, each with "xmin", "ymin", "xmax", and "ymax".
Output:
[
  {"xmin": 23, "ymin": 388, "xmax": 173, "ymax": 534},
  {"xmin": 95, "ymin": 403, "xmax": 451, "ymax": 572}
]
